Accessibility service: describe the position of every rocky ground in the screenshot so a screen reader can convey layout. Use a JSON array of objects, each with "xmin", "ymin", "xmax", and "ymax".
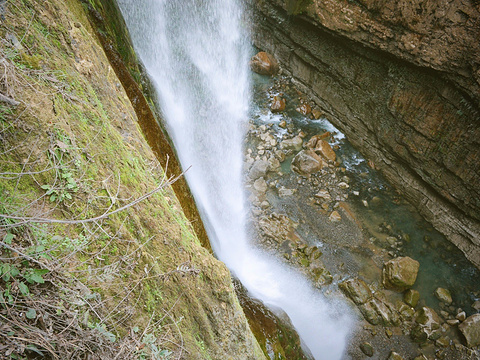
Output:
[{"xmin": 243, "ymin": 68, "xmax": 480, "ymax": 359}]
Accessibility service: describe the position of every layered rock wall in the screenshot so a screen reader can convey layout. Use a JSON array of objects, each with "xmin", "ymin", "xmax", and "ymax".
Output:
[{"xmin": 250, "ymin": 0, "xmax": 480, "ymax": 267}]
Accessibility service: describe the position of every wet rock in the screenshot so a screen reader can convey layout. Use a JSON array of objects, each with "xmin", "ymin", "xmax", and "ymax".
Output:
[
  {"xmin": 339, "ymin": 278, "xmax": 371, "ymax": 305},
  {"xmin": 279, "ymin": 120, "xmax": 287, "ymax": 129},
  {"xmin": 472, "ymin": 300, "xmax": 480, "ymax": 312},
  {"xmin": 360, "ymin": 342, "xmax": 374, "ymax": 357},
  {"xmin": 249, "ymin": 51, "xmax": 279, "ymax": 76},
  {"xmin": 270, "ymin": 95, "xmax": 286, "ymax": 112},
  {"xmin": 274, "ymin": 150, "xmax": 286, "ymax": 162},
  {"xmin": 434, "ymin": 287, "xmax": 452, "ymax": 305},
  {"xmin": 311, "ymin": 108, "xmax": 322, "ymax": 119},
  {"xmin": 458, "ymin": 314, "xmax": 480, "ymax": 347},
  {"xmin": 388, "ymin": 352, "xmax": 404, "ymax": 360},
  {"xmin": 249, "ymin": 160, "xmax": 269, "ymax": 180},
  {"xmin": 328, "ymin": 211, "xmax": 341, "ymax": 222},
  {"xmin": 291, "ymin": 149, "xmax": 325, "ymax": 175},
  {"xmin": 436, "ymin": 336, "xmax": 450, "ymax": 347},
  {"xmin": 412, "ymin": 307, "xmax": 442, "ymax": 343},
  {"xmin": 296, "ymin": 103, "xmax": 311, "ymax": 115},
  {"xmin": 404, "ymin": 289, "xmax": 420, "ymax": 308},
  {"xmin": 253, "ymin": 177, "xmax": 268, "ymax": 193},
  {"xmin": 447, "ymin": 319, "xmax": 460, "ymax": 326},
  {"xmin": 360, "ymin": 296, "xmax": 399, "ymax": 326},
  {"xmin": 280, "ymin": 136, "xmax": 303, "ymax": 151},
  {"xmin": 382, "ymin": 256, "xmax": 419, "ymax": 292},
  {"xmin": 314, "ymin": 140, "xmax": 336, "ymax": 162},
  {"xmin": 258, "ymin": 213, "xmax": 298, "ymax": 244}
]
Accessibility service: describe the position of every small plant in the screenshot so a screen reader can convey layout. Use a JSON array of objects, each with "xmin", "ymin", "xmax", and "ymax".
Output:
[{"xmin": 136, "ymin": 332, "xmax": 172, "ymax": 360}]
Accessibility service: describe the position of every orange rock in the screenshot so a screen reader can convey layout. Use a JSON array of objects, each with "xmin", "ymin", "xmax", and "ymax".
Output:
[
  {"xmin": 296, "ymin": 103, "xmax": 312, "ymax": 115},
  {"xmin": 315, "ymin": 140, "xmax": 336, "ymax": 162},
  {"xmin": 270, "ymin": 95, "xmax": 286, "ymax": 112},
  {"xmin": 249, "ymin": 51, "xmax": 279, "ymax": 76}
]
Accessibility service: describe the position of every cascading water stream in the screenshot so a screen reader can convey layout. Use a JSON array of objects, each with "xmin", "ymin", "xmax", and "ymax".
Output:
[{"xmin": 117, "ymin": 1, "xmax": 353, "ymax": 358}]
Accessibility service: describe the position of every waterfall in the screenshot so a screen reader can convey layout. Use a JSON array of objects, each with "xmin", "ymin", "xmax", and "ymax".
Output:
[{"xmin": 116, "ymin": 1, "xmax": 353, "ymax": 358}]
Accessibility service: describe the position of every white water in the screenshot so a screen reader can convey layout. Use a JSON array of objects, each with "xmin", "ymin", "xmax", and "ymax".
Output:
[{"xmin": 117, "ymin": 1, "xmax": 353, "ymax": 358}]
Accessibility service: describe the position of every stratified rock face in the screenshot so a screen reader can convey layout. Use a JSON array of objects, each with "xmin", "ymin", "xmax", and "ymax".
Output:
[{"xmin": 250, "ymin": 0, "xmax": 480, "ymax": 268}]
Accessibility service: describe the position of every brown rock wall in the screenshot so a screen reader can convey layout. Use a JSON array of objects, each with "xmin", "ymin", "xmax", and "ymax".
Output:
[{"xmin": 250, "ymin": 1, "xmax": 480, "ymax": 267}]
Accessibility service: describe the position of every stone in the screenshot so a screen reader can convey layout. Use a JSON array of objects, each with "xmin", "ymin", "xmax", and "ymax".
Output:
[
  {"xmin": 280, "ymin": 136, "xmax": 303, "ymax": 151},
  {"xmin": 388, "ymin": 352, "xmax": 404, "ymax": 360},
  {"xmin": 311, "ymin": 109, "xmax": 322, "ymax": 119},
  {"xmin": 404, "ymin": 289, "xmax": 420, "ymax": 308},
  {"xmin": 447, "ymin": 319, "xmax": 460, "ymax": 326},
  {"xmin": 291, "ymin": 149, "xmax": 326, "ymax": 175},
  {"xmin": 268, "ymin": 157, "xmax": 281, "ymax": 172},
  {"xmin": 279, "ymin": 120, "xmax": 287, "ymax": 128},
  {"xmin": 296, "ymin": 103, "xmax": 311, "ymax": 115},
  {"xmin": 472, "ymin": 300, "xmax": 480, "ymax": 312},
  {"xmin": 329, "ymin": 211, "xmax": 341, "ymax": 222},
  {"xmin": 253, "ymin": 177, "xmax": 268, "ymax": 193},
  {"xmin": 270, "ymin": 95, "xmax": 286, "ymax": 112},
  {"xmin": 278, "ymin": 186, "xmax": 296, "ymax": 197},
  {"xmin": 436, "ymin": 336, "xmax": 450, "ymax": 347},
  {"xmin": 458, "ymin": 314, "xmax": 480, "ymax": 347},
  {"xmin": 339, "ymin": 278, "xmax": 371, "ymax": 305},
  {"xmin": 434, "ymin": 287, "xmax": 452, "ymax": 305},
  {"xmin": 360, "ymin": 342, "xmax": 374, "ymax": 357},
  {"xmin": 382, "ymin": 256, "xmax": 420, "ymax": 292},
  {"xmin": 456, "ymin": 311, "xmax": 466, "ymax": 322},
  {"xmin": 249, "ymin": 51, "xmax": 279, "ymax": 76},
  {"xmin": 249, "ymin": 160, "xmax": 269, "ymax": 180},
  {"xmin": 314, "ymin": 190, "xmax": 332, "ymax": 202},
  {"xmin": 412, "ymin": 307, "xmax": 442, "ymax": 343},
  {"xmin": 314, "ymin": 140, "xmax": 336, "ymax": 162}
]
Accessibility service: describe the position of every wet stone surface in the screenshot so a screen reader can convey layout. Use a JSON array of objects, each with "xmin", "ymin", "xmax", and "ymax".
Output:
[{"xmin": 244, "ymin": 73, "xmax": 480, "ymax": 359}]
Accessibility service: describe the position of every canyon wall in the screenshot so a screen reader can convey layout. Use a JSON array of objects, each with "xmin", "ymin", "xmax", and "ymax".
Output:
[{"xmin": 250, "ymin": 0, "xmax": 480, "ymax": 267}]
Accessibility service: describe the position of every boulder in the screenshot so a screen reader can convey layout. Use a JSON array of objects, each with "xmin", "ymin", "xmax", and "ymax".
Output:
[
  {"xmin": 360, "ymin": 343, "xmax": 374, "ymax": 357},
  {"xmin": 382, "ymin": 256, "xmax": 419, "ymax": 292},
  {"xmin": 291, "ymin": 149, "xmax": 326, "ymax": 175},
  {"xmin": 314, "ymin": 140, "xmax": 336, "ymax": 162},
  {"xmin": 458, "ymin": 313, "xmax": 480, "ymax": 348},
  {"xmin": 296, "ymin": 103, "xmax": 311, "ymax": 115},
  {"xmin": 359, "ymin": 296, "xmax": 399, "ymax": 326},
  {"xmin": 412, "ymin": 307, "xmax": 442, "ymax": 343},
  {"xmin": 311, "ymin": 109, "xmax": 322, "ymax": 119},
  {"xmin": 249, "ymin": 160, "xmax": 269, "ymax": 180},
  {"xmin": 249, "ymin": 51, "xmax": 279, "ymax": 76},
  {"xmin": 253, "ymin": 177, "xmax": 268, "ymax": 193},
  {"xmin": 434, "ymin": 287, "xmax": 452, "ymax": 305},
  {"xmin": 280, "ymin": 136, "xmax": 303, "ymax": 151},
  {"xmin": 404, "ymin": 289, "xmax": 420, "ymax": 308},
  {"xmin": 270, "ymin": 95, "xmax": 286, "ymax": 112},
  {"xmin": 339, "ymin": 278, "xmax": 371, "ymax": 305}
]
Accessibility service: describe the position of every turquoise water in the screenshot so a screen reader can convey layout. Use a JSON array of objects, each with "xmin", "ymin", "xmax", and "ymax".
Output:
[{"xmin": 251, "ymin": 72, "xmax": 479, "ymax": 317}]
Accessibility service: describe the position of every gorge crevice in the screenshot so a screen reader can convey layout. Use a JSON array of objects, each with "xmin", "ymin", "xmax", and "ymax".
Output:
[{"xmin": 250, "ymin": 0, "xmax": 480, "ymax": 268}]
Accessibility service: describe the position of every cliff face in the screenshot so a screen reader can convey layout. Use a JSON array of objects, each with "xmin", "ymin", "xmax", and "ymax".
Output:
[{"xmin": 250, "ymin": 0, "xmax": 480, "ymax": 267}]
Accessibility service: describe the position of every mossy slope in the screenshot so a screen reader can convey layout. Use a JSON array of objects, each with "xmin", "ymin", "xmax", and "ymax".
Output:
[{"xmin": 0, "ymin": 0, "xmax": 264, "ymax": 358}]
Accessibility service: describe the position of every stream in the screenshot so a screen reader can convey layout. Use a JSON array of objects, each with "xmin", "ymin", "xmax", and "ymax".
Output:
[{"xmin": 116, "ymin": 1, "xmax": 478, "ymax": 359}]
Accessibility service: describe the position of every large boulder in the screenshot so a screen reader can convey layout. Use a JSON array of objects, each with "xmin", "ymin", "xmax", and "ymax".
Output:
[
  {"xmin": 314, "ymin": 140, "xmax": 336, "ymax": 162},
  {"xmin": 291, "ymin": 150, "xmax": 326, "ymax": 175},
  {"xmin": 412, "ymin": 307, "xmax": 442, "ymax": 343},
  {"xmin": 382, "ymin": 256, "xmax": 419, "ymax": 292},
  {"xmin": 458, "ymin": 313, "xmax": 480, "ymax": 348},
  {"xmin": 339, "ymin": 278, "xmax": 371, "ymax": 305},
  {"xmin": 249, "ymin": 51, "xmax": 279, "ymax": 76}
]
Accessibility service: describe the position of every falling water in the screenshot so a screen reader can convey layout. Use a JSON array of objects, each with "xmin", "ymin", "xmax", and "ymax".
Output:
[{"xmin": 117, "ymin": 1, "xmax": 353, "ymax": 358}]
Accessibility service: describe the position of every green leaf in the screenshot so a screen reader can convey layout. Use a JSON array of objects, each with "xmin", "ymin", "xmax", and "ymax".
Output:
[
  {"xmin": 10, "ymin": 265, "xmax": 19, "ymax": 278},
  {"xmin": 40, "ymin": 184, "xmax": 50, "ymax": 190},
  {"xmin": 25, "ymin": 308, "xmax": 37, "ymax": 319},
  {"xmin": 1, "ymin": 264, "xmax": 11, "ymax": 281},
  {"xmin": 50, "ymin": 194, "xmax": 57, "ymax": 202},
  {"xmin": 18, "ymin": 282, "xmax": 30, "ymax": 296},
  {"xmin": 4, "ymin": 233, "xmax": 14, "ymax": 244},
  {"xmin": 65, "ymin": 193, "xmax": 72, "ymax": 200},
  {"xmin": 26, "ymin": 273, "xmax": 45, "ymax": 284},
  {"xmin": 132, "ymin": 326, "xmax": 139, "ymax": 333}
]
